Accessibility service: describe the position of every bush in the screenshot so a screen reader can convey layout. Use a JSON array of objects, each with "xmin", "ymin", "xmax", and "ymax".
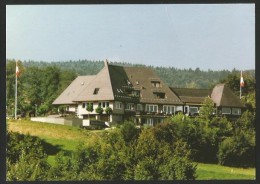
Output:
[
  {"xmin": 218, "ymin": 131, "xmax": 255, "ymax": 167},
  {"xmin": 6, "ymin": 131, "xmax": 50, "ymax": 181},
  {"xmin": 119, "ymin": 121, "xmax": 140, "ymax": 143}
]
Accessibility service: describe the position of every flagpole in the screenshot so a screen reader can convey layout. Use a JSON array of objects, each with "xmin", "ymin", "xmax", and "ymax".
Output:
[
  {"xmin": 240, "ymin": 80, "xmax": 242, "ymax": 99},
  {"xmin": 15, "ymin": 61, "xmax": 18, "ymax": 120},
  {"xmin": 240, "ymin": 71, "xmax": 243, "ymax": 100},
  {"xmin": 15, "ymin": 63, "xmax": 17, "ymax": 120}
]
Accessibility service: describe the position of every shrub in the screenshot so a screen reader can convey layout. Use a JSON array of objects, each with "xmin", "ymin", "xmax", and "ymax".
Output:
[
  {"xmin": 218, "ymin": 131, "xmax": 255, "ymax": 167},
  {"xmin": 119, "ymin": 121, "xmax": 140, "ymax": 143},
  {"xmin": 6, "ymin": 131, "xmax": 50, "ymax": 181},
  {"xmin": 95, "ymin": 106, "xmax": 103, "ymax": 114}
]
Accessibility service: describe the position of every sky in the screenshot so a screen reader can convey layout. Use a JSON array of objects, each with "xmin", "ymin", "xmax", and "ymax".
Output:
[{"xmin": 6, "ymin": 4, "xmax": 255, "ymax": 71}]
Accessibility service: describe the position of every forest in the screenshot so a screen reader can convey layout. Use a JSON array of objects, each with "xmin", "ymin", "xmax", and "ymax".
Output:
[{"xmin": 6, "ymin": 59, "xmax": 256, "ymax": 181}]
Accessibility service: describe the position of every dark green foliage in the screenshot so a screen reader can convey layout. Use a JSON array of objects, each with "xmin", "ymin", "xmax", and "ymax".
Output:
[
  {"xmin": 119, "ymin": 121, "xmax": 140, "ymax": 143},
  {"xmin": 218, "ymin": 132, "xmax": 255, "ymax": 167},
  {"xmin": 86, "ymin": 103, "xmax": 94, "ymax": 113},
  {"xmin": 134, "ymin": 127, "xmax": 196, "ymax": 180},
  {"xmin": 95, "ymin": 106, "xmax": 103, "ymax": 114},
  {"xmin": 105, "ymin": 106, "xmax": 112, "ymax": 114},
  {"xmin": 6, "ymin": 60, "xmax": 76, "ymax": 116},
  {"xmin": 199, "ymin": 97, "xmax": 216, "ymax": 122},
  {"xmin": 6, "ymin": 131, "xmax": 50, "ymax": 181}
]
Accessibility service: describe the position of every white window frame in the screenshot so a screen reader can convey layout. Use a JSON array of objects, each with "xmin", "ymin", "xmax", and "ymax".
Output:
[
  {"xmin": 126, "ymin": 103, "xmax": 135, "ymax": 111},
  {"xmin": 146, "ymin": 104, "xmax": 158, "ymax": 113},
  {"xmin": 222, "ymin": 107, "xmax": 231, "ymax": 114},
  {"xmin": 115, "ymin": 102, "xmax": 123, "ymax": 109},
  {"xmin": 146, "ymin": 118, "xmax": 154, "ymax": 126},
  {"xmin": 232, "ymin": 108, "xmax": 241, "ymax": 115},
  {"xmin": 99, "ymin": 101, "xmax": 110, "ymax": 108},
  {"xmin": 189, "ymin": 107, "xmax": 199, "ymax": 115},
  {"xmin": 163, "ymin": 105, "xmax": 175, "ymax": 114}
]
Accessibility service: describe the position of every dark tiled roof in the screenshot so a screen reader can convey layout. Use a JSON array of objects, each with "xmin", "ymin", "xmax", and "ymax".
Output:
[
  {"xmin": 123, "ymin": 66, "xmax": 183, "ymax": 105},
  {"xmin": 170, "ymin": 88, "xmax": 211, "ymax": 104}
]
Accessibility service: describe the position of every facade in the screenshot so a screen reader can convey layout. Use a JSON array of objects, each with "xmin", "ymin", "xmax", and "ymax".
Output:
[{"xmin": 53, "ymin": 61, "xmax": 245, "ymax": 126}]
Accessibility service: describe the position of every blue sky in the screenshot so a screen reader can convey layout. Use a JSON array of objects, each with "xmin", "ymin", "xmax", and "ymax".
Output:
[{"xmin": 6, "ymin": 4, "xmax": 255, "ymax": 71}]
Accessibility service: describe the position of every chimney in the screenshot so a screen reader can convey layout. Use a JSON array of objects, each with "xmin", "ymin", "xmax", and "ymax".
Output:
[{"xmin": 104, "ymin": 59, "xmax": 109, "ymax": 67}]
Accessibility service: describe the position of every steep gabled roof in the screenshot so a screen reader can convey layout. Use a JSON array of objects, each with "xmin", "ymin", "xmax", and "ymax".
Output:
[
  {"xmin": 211, "ymin": 84, "xmax": 245, "ymax": 107},
  {"xmin": 52, "ymin": 76, "xmax": 95, "ymax": 105},
  {"xmin": 123, "ymin": 66, "xmax": 183, "ymax": 105},
  {"xmin": 170, "ymin": 88, "xmax": 212, "ymax": 104},
  {"xmin": 73, "ymin": 61, "xmax": 114, "ymax": 102}
]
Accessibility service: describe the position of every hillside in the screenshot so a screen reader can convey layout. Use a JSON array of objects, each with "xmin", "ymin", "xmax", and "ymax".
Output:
[{"xmin": 19, "ymin": 59, "xmax": 255, "ymax": 89}]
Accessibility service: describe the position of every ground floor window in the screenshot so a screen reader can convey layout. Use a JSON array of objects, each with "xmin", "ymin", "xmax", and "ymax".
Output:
[
  {"xmin": 232, "ymin": 108, "xmax": 241, "ymax": 115},
  {"xmin": 189, "ymin": 107, "xmax": 198, "ymax": 115},
  {"xmin": 145, "ymin": 118, "xmax": 163, "ymax": 126},
  {"xmin": 222, "ymin": 107, "xmax": 231, "ymax": 114}
]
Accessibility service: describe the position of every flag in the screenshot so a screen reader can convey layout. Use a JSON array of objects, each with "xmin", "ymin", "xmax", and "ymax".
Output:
[
  {"xmin": 16, "ymin": 62, "xmax": 20, "ymax": 77},
  {"xmin": 240, "ymin": 71, "xmax": 244, "ymax": 87}
]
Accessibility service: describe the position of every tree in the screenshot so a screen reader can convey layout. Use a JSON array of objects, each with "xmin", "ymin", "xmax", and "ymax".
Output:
[
  {"xmin": 86, "ymin": 103, "xmax": 93, "ymax": 119},
  {"xmin": 95, "ymin": 106, "xmax": 103, "ymax": 114},
  {"xmin": 119, "ymin": 121, "xmax": 139, "ymax": 144},
  {"xmin": 218, "ymin": 131, "xmax": 255, "ymax": 167},
  {"xmin": 105, "ymin": 107, "xmax": 112, "ymax": 121},
  {"xmin": 199, "ymin": 97, "xmax": 216, "ymax": 122}
]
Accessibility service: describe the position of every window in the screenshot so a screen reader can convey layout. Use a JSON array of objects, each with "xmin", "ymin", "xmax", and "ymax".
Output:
[
  {"xmin": 82, "ymin": 103, "xmax": 86, "ymax": 108},
  {"xmin": 132, "ymin": 90, "xmax": 140, "ymax": 97},
  {"xmin": 93, "ymin": 88, "xmax": 100, "ymax": 95},
  {"xmin": 151, "ymin": 81, "xmax": 161, "ymax": 87},
  {"xmin": 222, "ymin": 107, "xmax": 231, "ymax": 114},
  {"xmin": 153, "ymin": 92, "xmax": 165, "ymax": 99},
  {"xmin": 146, "ymin": 118, "xmax": 154, "ymax": 126},
  {"xmin": 163, "ymin": 105, "xmax": 175, "ymax": 114},
  {"xmin": 189, "ymin": 107, "xmax": 198, "ymax": 115},
  {"xmin": 115, "ymin": 102, "xmax": 123, "ymax": 109},
  {"xmin": 146, "ymin": 104, "xmax": 158, "ymax": 112},
  {"xmin": 126, "ymin": 103, "xmax": 135, "ymax": 111},
  {"xmin": 98, "ymin": 102, "xmax": 109, "ymax": 108},
  {"xmin": 232, "ymin": 108, "xmax": 241, "ymax": 115},
  {"xmin": 137, "ymin": 104, "xmax": 143, "ymax": 111}
]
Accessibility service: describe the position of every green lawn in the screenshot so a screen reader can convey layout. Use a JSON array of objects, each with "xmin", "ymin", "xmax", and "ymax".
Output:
[
  {"xmin": 196, "ymin": 163, "xmax": 255, "ymax": 180},
  {"xmin": 7, "ymin": 119, "xmax": 256, "ymax": 180}
]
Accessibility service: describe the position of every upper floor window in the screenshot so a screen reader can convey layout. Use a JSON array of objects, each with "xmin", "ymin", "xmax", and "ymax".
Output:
[
  {"xmin": 115, "ymin": 102, "xmax": 123, "ymax": 109},
  {"xmin": 132, "ymin": 90, "xmax": 140, "ymax": 97},
  {"xmin": 137, "ymin": 104, "xmax": 143, "ymax": 111},
  {"xmin": 163, "ymin": 105, "xmax": 175, "ymax": 114},
  {"xmin": 151, "ymin": 81, "xmax": 161, "ymax": 87},
  {"xmin": 146, "ymin": 104, "xmax": 158, "ymax": 113},
  {"xmin": 98, "ymin": 101, "xmax": 109, "ymax": 108},
  {"xmin": 93, "ymin": 88, "xmax": 100, "ymax": 95},
  {"xmin": 82, "ymin": 103, "xmax": 86, "ymax": 108},
  {"xmin": 126, "ymin": 103, "xmax": 135, "ymax": 111},
  {"xmin": 153, "ymin": 92, "xmax": 165, "ymax": 99}
]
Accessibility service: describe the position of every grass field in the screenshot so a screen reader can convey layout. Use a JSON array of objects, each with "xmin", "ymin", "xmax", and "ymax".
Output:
[{"xmin": 7, "ymin": 119, "xmax": 256, "ymax": 180}]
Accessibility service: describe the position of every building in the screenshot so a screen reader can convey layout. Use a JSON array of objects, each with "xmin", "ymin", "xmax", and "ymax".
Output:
[
  {"xmin": 171, "ymin": 84, "xmax": 245, "ymax": 120},
  {"xmin": 53, "ymin": 60, "xmax": 245, "ymax": 126}
]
